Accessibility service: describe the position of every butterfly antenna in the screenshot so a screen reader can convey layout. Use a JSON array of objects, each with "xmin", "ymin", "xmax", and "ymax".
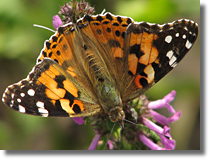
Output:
[
  {"xmin": 103, "ymin": 122, "xmax": 116, "ymax": 150},
  {"xmin": 123, "ymin": 119, "xmax": 171, "ymax": 139},
  {"xmin": 33, "ymin": 24, "xmax": 56, "ymax": 33},
  {"xmin": 101, "ymin": 9, "xmax": 106, "ymax": 15}
]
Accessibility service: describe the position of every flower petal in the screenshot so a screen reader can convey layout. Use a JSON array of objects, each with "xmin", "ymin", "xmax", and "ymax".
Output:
[
  {"xmin": 168, "ymin": 110, "xmax": 181, "ymax": 123},
  {"xmin": 147, "ymin": 110, "xmax": 181, "ymax": 126},
  {"xmin": 139, "ymin": 134, "xmax": 168, "ymax": 150},
  {"xmin": 148, "ymin": 110, "xmax": 169, "ymax": 126},
  {"xmin": 148, "ymin": 90, "xmax": 176, "ymax": 113},
  {"xmin": 73, "ymin": 117, "xmax": 84, "ymax": 125},
  {"xmin": 142, "ymin": 117, "xmax": 164, "ymax": 134},
  {"xmin": 164, "ymin": 90, "xmax": 176, "ymax": 103},
  {"xmin": 142, "ymin": 117, "xmax": 176, "ymax": 148},
  {"xmin": 165, "ymin": 103, "xmax": 176, "ymax": 113},
  {"xmin": 88, "ymin": 134, "xmax": 101, "ymax": 150},
  {"xmin": 160, "ymin": 126, "xmax": 176, "ymax": 149},
  {"xmin": 107, "ymin": 140, "xmax": 114, "ymax": 150},
  {"xmin": 53, "ymin": 15, "xmax": 63, "ymax": 30}
]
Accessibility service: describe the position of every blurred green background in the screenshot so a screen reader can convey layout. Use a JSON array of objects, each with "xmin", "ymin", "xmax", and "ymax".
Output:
[{"xmin": 0, "ymin": 0, "xmax": 200, "ymax": 150}]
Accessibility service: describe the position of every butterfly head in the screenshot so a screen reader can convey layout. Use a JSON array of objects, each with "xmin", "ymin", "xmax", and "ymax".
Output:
[{"xmin": 108, "ymin": 106, "xmax": 125, "ymax": 128}]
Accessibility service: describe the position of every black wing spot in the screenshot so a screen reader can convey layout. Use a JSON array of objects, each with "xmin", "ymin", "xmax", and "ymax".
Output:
[
  {"xmin": 63, "ymin": 44, "xmax": 68, "ymax": 50},
  {"xmin": 115, "ymin": 30, "xmax": 120, "ymax": 37},
  {"xmin": 140, "ymin": 78, "xmax": 148, "ymax": 88},
  {"xmin": 42, "ymin": 51, "xmax": 47, "ymax": 57},
  {"xmin": 54, "ymin": 75, "xmax": 66, "ymax": 88},
  {"xmin": 56, "ymin": 50, "xmax": 61, "ymax": 55},
  {"xmin": 48, "ymin": 52, "xmax": 53, "ymax": 57},
  {"xmin": 96, "ymin": 29, "xmax": 102, "ymax": 35},
  {"xmin": 46, "ymin": 42, "xmax": 51, "ymax": 49},
  {"xmin": 107, "ymin": 27, "xmax": 111, "ymax": 33},
  {"xmin": 96, "ymin": 16, "xmax": 103, "ymax": 22},
  {"xmin": 52, "ymin": 36, "xmax": 58, "ymax": 42},
  {"xmin": 117, "ymin": 16, "xmax": 123, "ymax": 23},
  {"xmin": 106, "ymin": 13, "xmax": 113, "ymax": 21},
  {"xmin": 72, "ymin": 104, "xmax": 81, "ymax": 114}
]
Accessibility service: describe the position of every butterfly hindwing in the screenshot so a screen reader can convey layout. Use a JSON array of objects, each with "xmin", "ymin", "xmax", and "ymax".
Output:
[{"xmin": 2, "ymin": 58, "xmax": 101, "ymax": 117}]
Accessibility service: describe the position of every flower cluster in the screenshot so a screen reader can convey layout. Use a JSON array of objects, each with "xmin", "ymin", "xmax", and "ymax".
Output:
[
  {"xmin": 52, "ymin": 0, "xmax": 94, "ymax": 29},
  {"xmin": 87, "ymin": 90, "xmax": 181, "ymax": 150},
  {"xmin": 58, "ymin": 0, "xmax": 94, "ymax": 24},
  {"xmin": 52, "ymin": 1, "xmax": 181, "ymax": 150}
]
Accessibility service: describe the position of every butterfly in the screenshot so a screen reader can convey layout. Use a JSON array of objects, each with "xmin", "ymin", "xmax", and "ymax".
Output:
[{"xmin": 2, "ymin": 12, "xmax": 198, "ymax": 127}]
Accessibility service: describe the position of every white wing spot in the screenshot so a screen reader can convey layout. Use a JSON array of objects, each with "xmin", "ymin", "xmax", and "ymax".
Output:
[
  {"xmin": 182, "ymin": 34, "xmax": 186, "ymax": 39},
  {"xmin": 19, "ymin": 105, "xmax": 26, "ymax": 113},
  {"xmin": 10, "ymin": 101, "xmax": 14, "ymax": 107},
  {"xmin": 20, "ymin": 85, "xmax": 25, "ymax": 89},
  {"xmin": 4, "ymin": 88, "xmax": 9, "ymax": 94},
  {"xmin": 171, "ymin": 62, "xmax": 178, "ymax": 68},
  {"xmin": 17, "ymin": 98, "xmax": 21, "ymax": 103},
  {"xmin": 165, "ymin": 35, "xmax": 172, "ymax": 43},
  {"xmin": 184, "ymin": 26, "xmax": 188, "ymax": 31},
  {"xmin": 38, "ymin": 108, "xmax": 49, "ymax": 117},
  {"xmin": 36, "ymin": 101, "xmax": 45, "ymax": 108},
  {"xmin": 175, "ymin": 33, "xmax": 179, "ymax": 37},
  {"xmin": 166, "ymin": 50, "xmax": 177, "ymax": 67},
  {"xmin": 11, "ymin": 93, "xmax": 15, "ymax": 99},
  {"xmin": 27, "ymin": 89, "xmax": 35, "ymax": 96},
  {"xmin": 185, "ymin": 40, "xmax": 192, "ymax": 49},
  {"xmin": 20, "ymin": 93, "xmax": 25, "ymax": 97},
  {"xmin": 2, "ymin": 97, "xmax": 5, "ymax": 102},
  {"xmin": 36, "ymin": 101, "xmax": 48, "ymax": 117},
  {"xmin": 166, "ymin": 50, "xmax": 173, "ymax": 59},
  {"xmin": 169, "ymin": 56, "xmax": 177, "ymax": 66}
]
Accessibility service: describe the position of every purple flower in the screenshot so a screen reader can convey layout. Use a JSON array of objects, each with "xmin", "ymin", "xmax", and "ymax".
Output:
[
  {"xmin": 88, "ymin": 134, "xmax": 101, "ymax": 150},
  {"xmin": 73, "ymin": 117, "xmax": 84, "ymax": 125},
  {"xmin": 58, "ymin": 0, "xmax": 95, "ymax": 24},
  {"xmin": 148, "ymin": 90, "xmax": 176, "ymax": 113},
  {"xmin": 141, "ymin": 116, "xmax": 175, "ymax": 149},
  {"xmin": 107, "ymin": 140, "xmax": 114, "ymax": 150},
  {"xmin": 88, "ymin": 136, "xmax": 114, "ymax": 150},
  {"xmin": 138, "ymin": 90, "xmax": 179, "ymax": 150},
  {"xmin": 148, "ymin": 109, "xmax": 181, "ymax": 126},
  {"xmin": 87, "ymin": 90, "xmax": 180, "ymax": 150},
  {"xmin": 139, "ymin": 134, "xmax": 167, "ymax": 150},
  {"xmin": 53, "ymin": 15, "xmax": 63, "ymax": 30}
]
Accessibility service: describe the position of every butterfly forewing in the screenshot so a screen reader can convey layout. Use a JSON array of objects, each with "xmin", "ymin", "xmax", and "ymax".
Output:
[
  {"xmin": 77, "ymin": 13, "xmax": 134, "ymax": 82},
  {"xmin": 121, "ymin": 19, "xmax": 198, "ymax": 102}
]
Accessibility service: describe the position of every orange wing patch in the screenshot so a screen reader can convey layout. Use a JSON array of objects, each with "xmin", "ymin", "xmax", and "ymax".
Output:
[
  {"xmin": 79, "ymin": 13, "xmax": 134, "ymax": 60},
  {"xmin": 140, "ymin": 32, "xmax": 159, "ymax": 65},
  {"xmin": 60, "ymin": 99, "xmax": 84, "ymax": 115},
  {"xmin": 37, "ymin": 64, "xmax": 79, "ymax": 98},
  {"xmin": 36, "ymin": 58, "xmax": 85, "ymax": 115}
]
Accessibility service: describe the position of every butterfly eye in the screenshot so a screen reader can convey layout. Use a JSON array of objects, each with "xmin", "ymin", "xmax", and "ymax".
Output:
[{"xmin": 118, "ymin": 110, "xmax": 125, "ymax": 120}]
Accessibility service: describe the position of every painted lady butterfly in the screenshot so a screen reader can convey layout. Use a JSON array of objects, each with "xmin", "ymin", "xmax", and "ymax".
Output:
[{"xmin": 2, "ymin": 12, "xmax": 198, "ymax": 127}]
